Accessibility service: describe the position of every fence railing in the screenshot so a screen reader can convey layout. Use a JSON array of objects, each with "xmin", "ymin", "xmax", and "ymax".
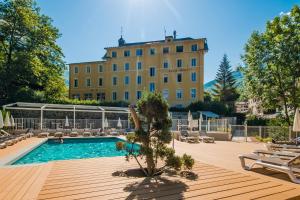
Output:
[
  {"xmin": 14, "ymin": 118, "xmax": 132, "ymax": 130},
  {"xmin": 230, "ymin": 125, "xmax": 299, "ymax": 142}
]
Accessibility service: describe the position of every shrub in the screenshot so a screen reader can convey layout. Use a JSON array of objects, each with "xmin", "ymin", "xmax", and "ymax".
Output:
[{"xmin": 116, "ymin": 91, "xmax": 194, "ymax": 177}]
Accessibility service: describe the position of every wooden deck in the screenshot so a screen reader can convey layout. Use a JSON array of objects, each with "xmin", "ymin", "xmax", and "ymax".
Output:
[{"xmin": 0, "ymin": 138, "xmax": 300, "ymax": 199}]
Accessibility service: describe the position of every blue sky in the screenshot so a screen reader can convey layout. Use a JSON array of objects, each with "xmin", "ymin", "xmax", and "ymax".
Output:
[{"xmin": 37, "ymin": 0, "xmax": 299, "ymax": 82}]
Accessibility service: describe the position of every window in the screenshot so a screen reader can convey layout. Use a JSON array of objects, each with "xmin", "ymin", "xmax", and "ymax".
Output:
[
  {"xmin": 112, "ymin": 92, "xmax": 117, "ymax": 101},
  {"xmin": 163, "ymin": 61, "xmax": 169, "ymax": 68},
  {"xmin": 86, "ymin": 78, "xmax": 91, "ymax": 87},
  {"xmin": 137, "ymin": 75, "xmax": 142, "ymax": 85},
  {"xmin": 98, "ymin": 65, "xmax": 103, "ymax": 72},
  {"xmin": 74, "ymin": 79, "xmax": 78, "ymax": 88},
  {"xmin": 191, "ymin": 44, "xmax": 198, "ymax": 52},
  {"xmin": 137, "ymin": 62, "xmax": 142, "ymax": 70},
  {"xmin": 136, "ymin": 91, "xmax": 142, "ymax": 99},
  {"xmin": 163, "ymin": 89, "xmax": 169, "ymax": 100},
  {"xmin": 97, "ymin": 93, "xmax": 105, "ymax": 101},
  {"xmin": 112, "ymin": 64, "xmax": 117, "ymax": 71},
  {"xmin": 112, "ymin": 77, "xmax": 117, "ymax": 85},
  {"xmin": 176, "ymin": 45, "xmax": 184, "ymax": 52},
  {"xmin": 124, "ymin": 76, "xmax": 129, "ymax": 85},
  {"xmin": 149, "ymin": 82, "xmax": 155, "ymax": 92},
  {"xmin": 163, "ymin": 47, "xmax": 169, "ymax": 54},
  {"xmin": 98, "ymin": 78, "xmax": 103, "ymax": 86},
  {"xmin": 191, "ymin": 72, "xmax": 197, "ymax": 82},
  {"xmin": 191, "ymin": 58, "xmax": 197, "ymax": 67},
  {"xmin": 84, "ymin": 93, "xmax": 92, "ymax": 100},
  {"xmin": 163, "ymin": 75, "xmax": 168, "ymax": 83},
  {"xmin": 177, "ymin": 73, "xmax": 182, "ymax": 82},
  {"xmin": 72, "ymin": 94, "xmax": 80, "ymax": 100},
  {"xmin": 176, "ymin": 89, "xmax": 183, "ymax": 99},
  {"xmin": 190, "ymin": 88, "xmax": 196, "ymax": 99},
  {"xmin": 124, "ymin": 91, "xmax": 129, "ymax": 101},
  {"xmin": 177, "ymin": 59, "xmax": 182, "ymax": 68},
  {"xmin": 136, "ymin": 49, "xmax": 143, "ymax": 56},
  {"xmin": 86, "ymin": 66, "xmax": 91, "ymax": 73},
  {"xmin": 124, "ymin": 63, "xmax": 130, "ymax": 71},
  {"xmin": 149, "ymin": 48, "xmax": 155, "ymax": 55},
  {"xmin": 149, "ymin": 67, "xmax": 156, "ymax": 77},
  {"xmin": 112, "ymin": 51, "xmax": 117, "ymax": 58},
  {"xmin": 74, "ymin": 66, "xmax": 78, "ymax": 74},
  {"xmin": 124, "ymin": 50, "xmax": 130, "ymax": 57}
]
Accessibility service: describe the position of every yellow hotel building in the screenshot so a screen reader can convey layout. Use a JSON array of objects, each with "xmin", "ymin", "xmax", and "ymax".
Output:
[{"xmin": 69, "ymin": 33, "xmax": 208, "ymax": 107}]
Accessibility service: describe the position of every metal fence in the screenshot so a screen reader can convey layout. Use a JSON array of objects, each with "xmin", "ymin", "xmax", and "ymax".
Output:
[
  {"xmin": 172, "ymin": 118, "xmax": 236, "ymax": 132},
  {"xmin": 14, "ymin": 118, "xmax": 132, "ymax": 130},
  {"xmin": 230, "ymin": 125, "xmax": 299, "ymax": 142}
]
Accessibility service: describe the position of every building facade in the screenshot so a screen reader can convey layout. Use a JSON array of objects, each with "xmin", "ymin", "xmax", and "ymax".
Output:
[{"xmin": 69, "ymin": 33, "xmax": 208, "ymax": 107}]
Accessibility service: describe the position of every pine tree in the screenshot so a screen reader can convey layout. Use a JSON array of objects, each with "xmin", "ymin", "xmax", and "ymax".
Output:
[{"xmin": 212, "ymin": 54, "xmax": 239, "ymax": 102}]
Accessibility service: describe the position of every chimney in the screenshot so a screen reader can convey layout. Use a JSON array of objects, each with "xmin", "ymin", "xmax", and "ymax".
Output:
[{"xmin": 173, "ymin": 30, "xmax": 177, "ymax": 39}]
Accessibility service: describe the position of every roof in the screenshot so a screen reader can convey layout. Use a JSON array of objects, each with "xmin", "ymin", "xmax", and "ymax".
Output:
[
  {"xmin": 3, "ymin": 102, "xmax": 129, "ymax": 113},
  {"xmin": 198, "ymin": 111, "xmax": 219, "ymax": 118},
  {"xmin": 105, "ymin": 37, "xmax": 208, "ymax": 49},
  {"xmin": 68, "ymin": 60, "xmax": 104, "ymax": 65}
]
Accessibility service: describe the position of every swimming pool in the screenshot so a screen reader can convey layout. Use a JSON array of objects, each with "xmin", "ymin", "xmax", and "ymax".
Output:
[{"xmin": 12, "ymin": 137, "xmax": 139, "ymax": 165}]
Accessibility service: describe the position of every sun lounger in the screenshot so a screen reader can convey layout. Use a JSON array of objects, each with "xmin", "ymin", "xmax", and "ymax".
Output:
[
  {"xmin": 0, "ymin": 142, "xmax": 6, "ymax": 149},
  {"xmin": 54, "ymin": 132, "xmax": 64, "ymax": 137},
  {"xmin": 70, "ymin": 131, "xmax": 79, "ymax": 137},
  {"xmin": 179, "ymin": 130, "xmax": 188, "ymax": 142},
  {"xmin": 200, "ymin": 136, "xmax": 215, "ymax": 143},
  {"xmin": 266, "ymin": 143, "xmax": 300, "ymax": 153},
  {"xmin": 38, "ymin": 132, "xmax": 49, "ymax": 138},
  {"xmin": 83, "ymin": 131, "xmax": 91, "ymax": 137},
  {"xmin": 239, "ymin": 152, "xmax": 300, "ymax": 184}
]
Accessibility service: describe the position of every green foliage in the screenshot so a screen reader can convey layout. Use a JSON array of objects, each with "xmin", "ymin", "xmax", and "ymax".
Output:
[
  {"xmin": 255, "ymin": 136, "xmax": 272, "ymax": 143},
  {"xmin": 241, "ymin": 5, "xmax": 300, "ymax": 125},
  {"xmin": 187, "ymin": 101, "xmax": 229, "ymax": 115},
  {"xmin": 165, "ymin": 155, "xmax": 182, "ymax": 171},
  {"xmin": 182, "ymin": 154, "xmax": 195, "ymax": 170},
  {"xmin": 246, "ymin": 115, "xmax": 267, "ymax": 126},
  {"xmin": 212, "ymin": 54, "xmax": 239, "ymax": 103},
  {"xmin": 49, "ymin": 98, "xmax": 130, "ymax": 107},
  {"xmin": 117, "ymin": 91, "xmax": 194, "ymax": 177},
  {"xmin": 0, "ymin": 0, "xmax": 67, "ymax": 104},
  {"xmin": 204, "ymin": 91, "xmax": 212, "ymax": 102}
]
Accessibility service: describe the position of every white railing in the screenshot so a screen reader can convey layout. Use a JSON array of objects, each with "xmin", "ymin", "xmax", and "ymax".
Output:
[{"xmin": 14, "ymin": 118, "xmax": 132, "ymax": 130}]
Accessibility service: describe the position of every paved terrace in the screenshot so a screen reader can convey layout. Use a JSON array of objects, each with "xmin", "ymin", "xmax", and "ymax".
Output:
[{"xmin": 0, "ymin": 138, "xmax": 300, "ymax": 200}]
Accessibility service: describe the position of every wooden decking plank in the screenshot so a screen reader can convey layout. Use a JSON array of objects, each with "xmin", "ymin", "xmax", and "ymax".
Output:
[
  {"xmin": 21, "ymin": 163, "xmax": 53, "ymax": 200},
  {"xmin": 39, "ymin": 175, "xmax": 259, "ymax": 200},
  {"xmin": 219, "ymin": 186, "xmax": 296, "ymax": 200},
  {"xmin": 0, "ymin": 166, "xmax": 37, "ymax": 199},
  {"xmin": 6, "ymin": 165, "xmax": 45, "ymax": 200},
  {"xmin": 256, "ymin": 189, "xmax": 300, "ymax": 200},
  {"xmin": 144, "ymin": 179, "xmax": 270, "ymax": 200},
  {"xmin": 44, "ymin": 167, "xmax": 227, "ymax": 183},
  {"xmin": 199, "ymin": 182, "xmax": 283, "ymax": 200},
  {"xmin": 0, "ymin": 166, "xmax": 30, "ymax": 194},
  {"xmin": 39, "ymin": 173, "xmax": 253, "ymax": 199}
]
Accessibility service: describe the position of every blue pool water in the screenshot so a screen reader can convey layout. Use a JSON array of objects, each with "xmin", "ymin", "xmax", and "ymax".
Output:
[{"xmin": 12, "ymin": 137, "xmax": 139, "ymax": 165}]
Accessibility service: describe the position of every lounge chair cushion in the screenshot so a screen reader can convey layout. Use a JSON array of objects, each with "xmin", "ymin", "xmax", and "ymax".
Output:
[{"xmin": 241, "ymin": 153, "xmax": 288, "ymax": 166}]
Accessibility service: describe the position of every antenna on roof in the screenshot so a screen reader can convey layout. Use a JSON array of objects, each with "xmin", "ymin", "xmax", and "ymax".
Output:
[
  {"xmin": 164, "ymin": 26, "xmax": 166, "ymax": 37},
  {"xmin": 120, "ymin": 26, "xmax": 123, "ymax": 38}
]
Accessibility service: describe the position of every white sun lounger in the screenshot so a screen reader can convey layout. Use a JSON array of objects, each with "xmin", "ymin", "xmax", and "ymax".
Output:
[
  {"xmin": 239, "ymin": 152, "xmax": 300, "ymax": 184},
  {"xmin": 38, "ymin": 132, "xmax": 49, "ymax": 138}
]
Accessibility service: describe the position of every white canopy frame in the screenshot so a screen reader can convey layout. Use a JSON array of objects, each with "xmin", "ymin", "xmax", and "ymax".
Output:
[{"xmin": 3, "ymin": 102, "xmax": 130, "ymax": 130}]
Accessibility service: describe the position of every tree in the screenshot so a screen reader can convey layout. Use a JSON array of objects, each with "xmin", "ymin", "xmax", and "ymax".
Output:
[
  {"xmin": 241, "ymin": 5, "xmax": 300, "ymax": 125},
  {"xmin": 212, "ymin": 54, "xmax": 239, "ymax": 103},
  {"xmin": 0, "ymin": 0, "xmax": 66, "ymax": 104},
  {"xmin": 116, "ymin": 91, "xmax": 194, "ymax": 177}
]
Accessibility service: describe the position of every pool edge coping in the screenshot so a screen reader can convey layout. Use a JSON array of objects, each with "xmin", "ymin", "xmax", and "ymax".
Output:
[
  {"xmin": 0, "ymin": 138, "xmax": 48, "ymax": 167},
  {"xmin": 1, "ymin": 136, "xmax": 128, "ymax": 167}
]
